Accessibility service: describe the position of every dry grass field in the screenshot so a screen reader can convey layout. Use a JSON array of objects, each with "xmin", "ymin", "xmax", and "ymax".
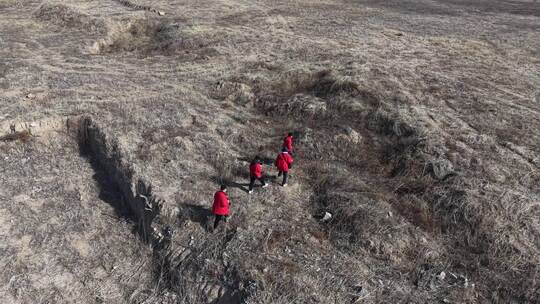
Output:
[{"xmin": 1, "ymin": 0, "xmax": 539, "ymax": 303}]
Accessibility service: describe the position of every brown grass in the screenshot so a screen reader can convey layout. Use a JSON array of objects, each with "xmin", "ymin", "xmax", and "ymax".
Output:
[
  {"xmin": 91, "ymin": 18, "xmax": 219, "ymax": 58},
  {"xmin": 5, "ymin": 0, "xmax": 540, "ymax": 302},
  {"xmin": 0, "ymin": 130, "xmax": 32, "ymax": 142},
  {"xmin": 34, "ymin": 3, "xmax": 106, "ymax": 34}
]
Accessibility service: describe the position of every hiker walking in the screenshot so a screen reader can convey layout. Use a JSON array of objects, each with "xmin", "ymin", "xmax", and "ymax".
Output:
[
  {"xmin": 249, "ymin": 156, "xmax": 268, "ymax": 194},
  {"xmin": 275, "ymin": 147, "xmax": 293, "ymax": 186},
  {"xmin": 212, "ymin": 185, "xmax": 229, "ymax": 230},
  {"xmin": 283, "ymin": 132, "xmax": 294, "ymax": 155}
]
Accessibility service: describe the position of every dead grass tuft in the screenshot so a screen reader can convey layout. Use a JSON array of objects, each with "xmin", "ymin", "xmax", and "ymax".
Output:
[
  {"xmin": 273, "ymin": 69, "xmax": 360, "ymax": 97},
  {"xmin": 311, "ymin": 167, "xmax": 396, "ymax": 252},
  {"xmin": 210, "ymin": 81, "xmax": 255, "ymax": 106},
  {"xmin": 366, "ymin": 109, "xmax": 418, "ymax": 138},
  {"xmin": 207, "ymin": 152, "xmax": 242, "ymax": 185},
  {"xmin": 0, "ymin": 130, "xmax": 32, "ymax": 143}
]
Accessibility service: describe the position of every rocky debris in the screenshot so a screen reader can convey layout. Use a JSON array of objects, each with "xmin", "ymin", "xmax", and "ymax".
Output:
[
  {"xmin": 115, "ymin": 0, "xmax": 165, "ymax": 17},
  {"xmin": 25, "ymin": 93, "xmax": 35, "ymax": 99},
  {"xmin": 416, "ymin": 266, "xmax": 471, "ymax": 291}
]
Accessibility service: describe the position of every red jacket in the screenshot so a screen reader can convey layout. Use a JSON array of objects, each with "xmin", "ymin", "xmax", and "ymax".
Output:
[
  {"xmin": 283, "ymin": 135, "xmax": 293, "ymax": 152},
  {"xmin": 275, "ymin": 152, "xmax": 293, "ymax": 172},
  {"xmin": 250, "ymin": 162, "xmax": 262, "ymax": 178},
  {"xmin": 212, "ymin": 191, "xmax": 229, "ymax": 215}
]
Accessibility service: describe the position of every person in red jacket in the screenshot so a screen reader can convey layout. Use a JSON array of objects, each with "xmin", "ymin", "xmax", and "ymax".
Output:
[
  {"xmin": 283, "ymin": 132, "xmax": 293, "ymax": 154},
  {"xmin": 275, "ymin": 147, "xmax": 293, "ymax": 186},
  {"xmin": 212, "ymin": 185, "xmax": 229, "ymax": 230},
  {"xmin": 248, "ymin": 156, "xmax": 268, "ymax": 194}
]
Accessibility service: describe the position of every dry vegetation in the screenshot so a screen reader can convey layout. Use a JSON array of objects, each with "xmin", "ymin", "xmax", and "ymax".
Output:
[{"xmin": 1, "ymin": 0, "xmax": 539, "ymax": 303}]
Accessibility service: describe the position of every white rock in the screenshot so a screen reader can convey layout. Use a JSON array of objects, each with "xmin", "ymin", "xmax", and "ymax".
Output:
[
  {"xmin": 158, "ymin": 11, "xmax": 165, "ymax": 16},
  {"xmin": 347, "ymin": 128, "xmax": 362, "ymax": 144},
  {"xmin": 322, "ymin": 212, "xmax": 332, "ymax": 221},
  {"xmin": 438, "ymin": 271, "xmax": 446, "ymax": 281}
]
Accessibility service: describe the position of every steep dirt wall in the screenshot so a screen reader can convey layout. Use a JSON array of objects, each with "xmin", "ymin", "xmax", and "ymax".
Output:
[{"xmin": 77, "ymin": 116, "xmax": 163, "ymax": 242}]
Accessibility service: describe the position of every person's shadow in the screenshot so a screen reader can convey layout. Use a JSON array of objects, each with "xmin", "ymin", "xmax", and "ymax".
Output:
[
  {"xmin": 227, "ymin": 181, "xmax": 250, "ymax": 193},
  {"xmin": 237, "ymin": 156, "xmax": 274, "ymax": 166},
  {"xmin": 210, "ymin": 175, "xmax": 251, "ymax": 193},
  {"xmin": 182, "ymin": 204, "xmax": 213, "ymax": 231}
]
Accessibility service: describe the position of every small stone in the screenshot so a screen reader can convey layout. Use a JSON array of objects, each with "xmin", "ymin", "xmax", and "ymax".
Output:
[
  {"xmin": 207, "ymin": 285, "xmax": 221, "ymax": 302},
  {"xmin": 322, "ymin": 212, "xmax": 332, "ymax": 222},
  {"xmin": 387, "ymin": 211, "xmax": 393, "ymax": 217},
  {"xmin": 347, "ymin": 128, "xmax": 362, "ymax": 144},
  {"xmin": 26, "ymin": 93, "xmax": 35, "ymax": 99},
  {"xmin": 438, "ymin": 271, "xmax": 446, "ymax": 281},
  {"xmin": 157, "ymin": 11, "xmax": 165, "ymax": 16}
]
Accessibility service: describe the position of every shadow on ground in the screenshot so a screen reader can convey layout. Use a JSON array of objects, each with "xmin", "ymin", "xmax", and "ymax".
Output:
[{"xmin": 183, "ymin": 203, "xmax": 212, "ymax": 231}]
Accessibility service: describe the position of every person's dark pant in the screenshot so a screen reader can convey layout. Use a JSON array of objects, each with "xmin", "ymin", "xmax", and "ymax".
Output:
[
  {"xmin": 214, "ymin": 214, "xmax": 228, "ymax": 229},
  {"xmin": 249, "ymin": 176, "xmax": 266, "ymax": 191},
  {"xmin": 278, "ymin": 171, "xmax": 288, "ymax": 185}
]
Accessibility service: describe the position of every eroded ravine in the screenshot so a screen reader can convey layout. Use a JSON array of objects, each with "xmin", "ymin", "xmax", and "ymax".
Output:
[{"xmin": 0, "ymin": 117, "xmax": 157, "ymax": 304}]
